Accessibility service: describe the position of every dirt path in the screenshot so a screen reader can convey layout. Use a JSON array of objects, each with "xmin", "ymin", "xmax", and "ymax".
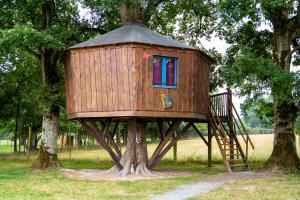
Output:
[
  {"xmin": 150, "ymin": 171, "xmax": 273, "ymax": 200},
  {"xmin": 61, "ymin": 168, "xmax": 198, "ymax": 181}
]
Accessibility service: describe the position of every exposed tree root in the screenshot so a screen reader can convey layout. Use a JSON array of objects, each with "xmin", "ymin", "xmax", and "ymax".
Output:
[
  {"xmin": 32, "ymin": 115, "xmax": 60, "ymax": 169},
  {"xmin": 135, "ymin": 163, "xmax": 152, "ymax": 175},
  {"xmin": 265, "ymin": 108, "xmax": 300, "ymax": 170},
  {"xmin": 107, "ymin": 165, "xmax": 121, "ymax": 174},
  {"xmin": 32, "ymin": 144, "xmax": 61, "ymax": 169},
  {"xmin": 119, "ymin": 159, "xmax": 133, "ymax": 176}
]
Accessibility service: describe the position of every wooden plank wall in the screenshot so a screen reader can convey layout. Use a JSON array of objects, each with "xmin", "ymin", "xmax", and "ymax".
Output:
[
  {"xmin": 65, "ymin": 44, "xmax": 211, "ymax": 118},
  {"xmin": 134, "ymin": 45, "xmax": 210, "ymax": 115},
  {"xmin": 66, "ymin": 45, "xmax": 136, "ymax": 115}
]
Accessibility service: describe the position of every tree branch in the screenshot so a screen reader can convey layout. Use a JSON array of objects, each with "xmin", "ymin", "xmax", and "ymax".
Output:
[{"xmin": 288, "ymin": 44, "xmax": 300, "ymax": 58}]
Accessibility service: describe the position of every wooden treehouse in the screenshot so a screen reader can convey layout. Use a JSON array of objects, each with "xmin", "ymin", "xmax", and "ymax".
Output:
[{"xmin": 64, "ymin": 22, "xmax": 254, "ymax": 173}]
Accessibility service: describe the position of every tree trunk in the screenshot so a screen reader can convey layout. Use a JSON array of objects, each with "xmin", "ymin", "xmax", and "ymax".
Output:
[
  {"xmin": 119, "ymin": 0, "xmax": 147, "ymax": 24},
  {"xmin": 266, "ymin": 101, "xmax": 300, "ymax": 169},
  {"xmin": 109, "ymin": 118, "xmax": 151, "ymax": 176},
  {"xmin": 32, "ymin": 112, "xmax": 60, "ymax": 169},
  {"xmin": 266, "ymin": 24, "xmax": 300, "ymax": 169},
  {"xmin": 14, "ymin": 93, "xmax": 20, "ymax": 152}
]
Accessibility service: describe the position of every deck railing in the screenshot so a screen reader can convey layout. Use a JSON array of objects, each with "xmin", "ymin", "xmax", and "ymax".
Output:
[
  {"xmin": 210, "ymin": 90, "xmax": 254, "ymax": 157},
  {"xmin": 210, "ymin": 92, "xmax": 228, "ymax": 117}
]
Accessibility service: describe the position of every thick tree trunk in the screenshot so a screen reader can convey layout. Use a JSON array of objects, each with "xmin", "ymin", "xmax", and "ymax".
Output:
[
  {"xmin": 32, "ymin": 112, "xmax": 61, "ymax": 169},
  {"xmin": 119, "ymin": 0, "xmax": 147, "ymax": 24},
  {"xmin": 266, "ymin": 102, "xmax": 300, "ymax": 169},
  {"xmin": 109, "ymin": 118, "xmax": 151, "ymax": 176},
  {"xmin": 266, "ymin": 23, "xmax": 300, "ymax": 169}
]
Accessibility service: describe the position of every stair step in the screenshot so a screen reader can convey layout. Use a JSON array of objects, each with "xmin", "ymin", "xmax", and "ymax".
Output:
[
  {"xmin": 219, "ymin": 143, "xmax": 230, "ymax": 146},
  {"xmin": 227, "ymin": 159, "xmax": 246, "ymax": 163},
  {"xmin": 225, "ymin": 154, "xmax": 241, "ymax": 156},
  {"xmin": 225, "ymin": 148, "xmax": 239, "ymax": 151},
  {"xmin": 230, "ymin": 163, "xmax": 247, "ymax": 167}
]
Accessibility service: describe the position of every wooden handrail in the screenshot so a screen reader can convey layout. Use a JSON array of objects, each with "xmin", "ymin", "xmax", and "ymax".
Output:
[
  {"xmin": 210, "ymin": 92, "xmax": 228, "ymax": 97},
  {"xmin": 208, "ymin": 101, "xmax": 232, "ymax": 172},
  {"xmin": 209, "ymin": 99, "xmax": 230, "ymax": 145},
  {"xmin": 227, "ymin": 95, "xmax": 254, "ymax": 150},
  {"xmin": 210, "ymin": 93, "xmax": 228, "ymax": 117},
  {"xmin": 210, "ymin": 91, "xmax": 255, "ymax": 158}
]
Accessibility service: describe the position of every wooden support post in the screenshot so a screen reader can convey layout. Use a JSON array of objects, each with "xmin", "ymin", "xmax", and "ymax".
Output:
[
  {"xmin": 26, "ymin": 126, "xmax": 32, "ymax": 159},
  {"xmin": 151, "ymin": 122, "xmax": 192, "ymax": 168},
  {"xmin": 157, "ymin": 121, "xmax": 164, "ymax": 141},
  {"xmin": 116, "ymin": 122, "xmax": 121, "ymax": 152},
  {"xmin": 100, "ymin": 121, "xmax": 122, "ymax": 158},
  {"xmin": 173, "ymin": 131, "xmax": 177, "ymax": 161},
  {"xmin": 111, "ymin": 120, "xmax": 119, "ymax": 139},
  {"xmin": 80, "ymin": 120, "xmax": 122, "ymax": 169},
  {"xmin": 192, "ymin": 124, "xmax": 208, "ymax": 146},
  {"xmin": 68, "ymin": 125, "xmax": 72, "ymax": 160},
  {"xmin": 227, "ymin": 89, "xmax": 235, "ymax": 166},
  {"xmin": 208, "ymin": 122, "xmax": 212, "ymax": 167},
  {"xmin": 61, "ymin": 133, "xmax": 64, "ymax": 152},
  {"xmin": 148, "ymin": 120, "xmax": 181, "ymax": 168}
]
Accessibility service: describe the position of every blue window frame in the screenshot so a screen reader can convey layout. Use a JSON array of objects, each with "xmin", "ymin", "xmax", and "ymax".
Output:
[{"xmin": 152, "ymin": 56, "xmax": 177, "ymax": 88}]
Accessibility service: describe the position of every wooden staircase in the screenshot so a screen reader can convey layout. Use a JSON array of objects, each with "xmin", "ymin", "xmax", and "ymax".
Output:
[{"xmin": 209, "ymin": 90, "xmax": 254, "ymax": 172}]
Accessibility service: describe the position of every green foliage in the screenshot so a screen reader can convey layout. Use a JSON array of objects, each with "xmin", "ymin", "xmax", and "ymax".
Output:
[
  {"xmin": 242, "ymin": 99, "xmax": 273, "ymax": 129},
  {"xmin": 0, "ymin": 0, "xmax": 113, "ymax": 136},
  {"xmin": 59, "ymin": 106, "xmax": 85, "ymax": 135},
  {"xmin": 223, "ymin": 50, "xmax": 300, "ymax": 102},
  {"xmin": 218, "ymin": 0, "xmax": 300, "ymax": 103},
  {"xmin": 0, "ymin": 46, "xmax": 43, "ymax": 131}
]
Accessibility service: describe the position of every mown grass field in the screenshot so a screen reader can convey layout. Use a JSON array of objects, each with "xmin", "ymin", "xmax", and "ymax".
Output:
[{"xmin": 0, "ymin": 134, "xmax": 299, "ymax": 200}]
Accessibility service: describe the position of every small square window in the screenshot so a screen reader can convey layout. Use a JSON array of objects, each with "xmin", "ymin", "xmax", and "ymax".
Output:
[{"xmin": 153, "ymin": 56, "xmax": 177, "ymax": 88}]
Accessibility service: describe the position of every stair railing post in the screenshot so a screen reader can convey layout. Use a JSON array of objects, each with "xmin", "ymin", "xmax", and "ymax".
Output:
[
  {"xmin": 226, "ymin": 89, "xmax": 234, "ymax": 166},
  {"xmin": 246, "ymin": 137, "xmax": 249, "ymax": 158},
  {"xmin": 208, "ymin": 122, "xmax": 212, "ymax": 167}
]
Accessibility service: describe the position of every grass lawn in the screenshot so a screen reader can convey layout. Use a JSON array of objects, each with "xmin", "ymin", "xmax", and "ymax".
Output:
[
  {"xmin": 192, "ymin": 173, "xmax": 300, "ymax": 200},
  {"xmin": 0, "ymin": 140, "xmax": 14, "ymax": 153},
  {"xmin": 0, "ymin": 158, "xmax": 224, "ymax": 200},
  {"xmin": 0, "ymin": 134, "xmax": 299, "ymax": 200}
]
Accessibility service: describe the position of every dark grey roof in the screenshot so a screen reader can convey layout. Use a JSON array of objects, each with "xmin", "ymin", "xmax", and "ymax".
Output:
[{"xmin": 70, "ymin": 22, "xmax": 196, "ymax": 50}]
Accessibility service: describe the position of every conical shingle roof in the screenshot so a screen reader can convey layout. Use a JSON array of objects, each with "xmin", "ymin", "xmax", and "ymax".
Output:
[{"xmin": 70, "ymin": 22, "xmax": 196, "ymax": 50}]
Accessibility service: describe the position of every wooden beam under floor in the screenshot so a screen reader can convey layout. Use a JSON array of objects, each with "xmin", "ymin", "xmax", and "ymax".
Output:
[
  {"xmin": 207, "ymin": 122, "xmax": 212, "ymax": 167},
  {"xmin": 79, "ymin": 120, "xmax": 122, "ymax": 169},
  {"xmin": 148, "ymin": 120, "xmax": 181, "ymax": 168},
  {"xmin": 192, "ymin": 123, "xmax": 208, "ymax": 146},
  {"xmin": 99, "ymin": 121, "xmax": 122, "ymax": 158},
  {"xmin": 150, "ymin": 122, "xmax": 193, "ymax": 168}
]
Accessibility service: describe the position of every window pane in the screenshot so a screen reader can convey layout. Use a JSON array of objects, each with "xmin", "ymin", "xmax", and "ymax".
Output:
[
  {"xmin": 166, "ymin": 59, "xmax": 175, "ymax": 86},
  {"xmin": 153, "ymin": 57, "xmax": 162, "ymax": 85}
]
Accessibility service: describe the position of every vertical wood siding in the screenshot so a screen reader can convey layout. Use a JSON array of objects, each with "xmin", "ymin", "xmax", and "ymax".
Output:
[
  {"xmin": 134, "ymin": 45, "xmax": 210, "ymax": 115},
  {"xmin": 65, "ymin": 44, "xmax": 211, "ymax": 118}
]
